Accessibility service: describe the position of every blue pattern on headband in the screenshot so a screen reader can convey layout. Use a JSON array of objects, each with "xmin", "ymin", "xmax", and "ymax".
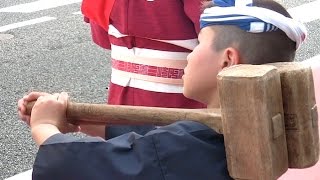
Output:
[
  {"xmin": 201, "ymin": 0, "xmax": 278, "ymax": 32},
  {"xmin": 200, "ymin": 0, "xmax": 307, "ymax": 49},
  {"xmin": 214, "ymin": 0, "xmax": 253, "ymax": 7},
  {"xmin": 214, "ymin": 0, "xmax": 236, "ymax": 7}
]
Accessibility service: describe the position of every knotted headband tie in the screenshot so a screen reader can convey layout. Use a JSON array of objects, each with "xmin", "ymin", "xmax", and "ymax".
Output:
[{"xmin": 200, "ymin": 0, "xmax": 307, "ymax": 49}]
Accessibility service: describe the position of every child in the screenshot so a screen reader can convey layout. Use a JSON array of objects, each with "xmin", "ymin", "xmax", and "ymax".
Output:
[{"xmin": 18, "ymin": 0, "xmax": 308, "ymax": 179}]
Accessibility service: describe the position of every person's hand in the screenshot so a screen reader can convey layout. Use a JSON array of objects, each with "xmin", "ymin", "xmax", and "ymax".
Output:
[
  {"xmin": 30, "ymin": 92, "xmax": 80, "ymax": 134},
  {"xmin": 18, "ymin": 92, "xmax": 50, "ymax": 125}
]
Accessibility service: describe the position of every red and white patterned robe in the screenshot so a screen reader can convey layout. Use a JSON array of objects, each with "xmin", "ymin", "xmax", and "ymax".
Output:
[{"xmin": 85, "ymin": 0, "xmax": 206, "ymax": 108}]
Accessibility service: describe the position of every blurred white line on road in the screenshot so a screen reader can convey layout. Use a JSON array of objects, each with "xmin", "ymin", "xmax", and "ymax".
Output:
[
  {"xmin": 0, "ymin": 0, "xmax": 81, "ymax": 13},
  {"xmin": 72, "ymin": 11, "xmax": 82, "ymax": 15},
  {"xmin": 302, "ymin": 54, "xmax": 320, "ymax": 66},
  {"xmin": 288, "ymin": 0, "xmax": 320, "ymax": 23},
  {"xmin": 5, "ymin": 169, "xmax": 32, "ymax": 180},
  {"xmin": 0, "ymin": 17, "xmax": 56, "ymax": 32}
]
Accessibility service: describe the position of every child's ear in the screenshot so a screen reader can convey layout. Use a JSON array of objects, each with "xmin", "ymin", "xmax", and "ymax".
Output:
[{"xmin": 221, "ymin": 47, "xmax": 240, "ymax": 68}]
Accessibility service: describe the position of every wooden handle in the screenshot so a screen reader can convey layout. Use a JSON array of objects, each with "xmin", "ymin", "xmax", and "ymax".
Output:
[{"xmin": 26, "ymin": 101, "xmax": 223, "ymax": 133}]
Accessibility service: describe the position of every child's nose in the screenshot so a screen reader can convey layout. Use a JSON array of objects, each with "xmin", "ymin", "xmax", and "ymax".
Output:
[{"xmin": 186, "ymin": 53, "xmax": 192, "ymax": 62}]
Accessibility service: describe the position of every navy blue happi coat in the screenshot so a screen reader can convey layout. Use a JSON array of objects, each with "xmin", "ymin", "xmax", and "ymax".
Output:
[{"xmin": 32, "ymin": 121, "xmax": 231, "ymax": 180}]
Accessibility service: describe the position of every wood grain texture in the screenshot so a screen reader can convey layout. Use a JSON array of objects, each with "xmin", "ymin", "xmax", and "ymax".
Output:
[
  {"xmin": 217, "ymin": 64, "xmax": 288, "ymax": 180},
  {"xmin": 26, "ymin": 102, "xmax": 223, "ymax": 133},
  {"xmin": 271, "ymin": 62, "xmax": 319, "ymax": 168}
]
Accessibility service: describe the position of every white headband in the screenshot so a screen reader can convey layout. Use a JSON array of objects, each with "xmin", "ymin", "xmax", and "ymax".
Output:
[{"xmin": 200, "ymin": 0, "xmax": 307, "ymax": 49}]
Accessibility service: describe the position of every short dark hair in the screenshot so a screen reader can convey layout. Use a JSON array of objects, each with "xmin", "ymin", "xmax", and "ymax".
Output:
[{"xmin": 202, "ymin": 0, "xmax": 297, "ymax": 64}]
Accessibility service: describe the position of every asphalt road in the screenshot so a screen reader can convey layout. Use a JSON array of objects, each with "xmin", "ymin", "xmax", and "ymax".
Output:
[
  {"xmin": 0, "ymin": 1, "xmax": 110, "ymax": 179},
  {"xmin": 0, "ymin": 0, "xmax": 319, "ymax": 179}
]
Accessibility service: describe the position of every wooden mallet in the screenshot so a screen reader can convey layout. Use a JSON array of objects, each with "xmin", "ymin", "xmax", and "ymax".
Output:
[{"xmin": 26, "ymin": 62, "xmax": 319, "ymax": 180}]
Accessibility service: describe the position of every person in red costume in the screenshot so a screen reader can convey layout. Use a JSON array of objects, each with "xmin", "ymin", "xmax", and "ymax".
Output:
[{"xmin": 80, "ymin": 0, "xmax": 209, "ymax": 138}]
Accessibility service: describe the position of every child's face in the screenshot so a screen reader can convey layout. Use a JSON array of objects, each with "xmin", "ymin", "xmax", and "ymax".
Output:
[{"xmin": 183, "ymin": 27, "xmax": 224, "ymax": 105}]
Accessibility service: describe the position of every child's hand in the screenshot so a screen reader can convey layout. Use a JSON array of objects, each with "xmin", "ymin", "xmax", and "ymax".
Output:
[
  {"xmin": 30, "ymin": 92, "xmax": 80, "ymax": 134},
  {"xmin": 18, "ymin": 92, "xmax": 50, "ymax": 125}
]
